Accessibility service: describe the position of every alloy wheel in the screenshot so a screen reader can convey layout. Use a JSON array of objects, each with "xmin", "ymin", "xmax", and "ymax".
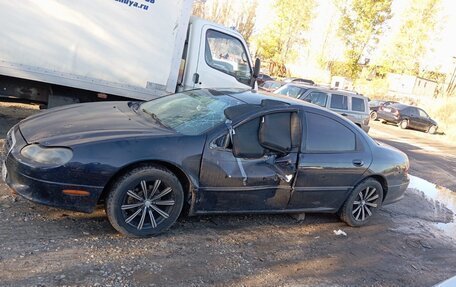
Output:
[
  {"xmin": 121, "ymin": 179, "xmax": 175, "ymax": 230},
  {"xmin": 352, "ymin": 186, "xmax": 380, "ymax": 222}
]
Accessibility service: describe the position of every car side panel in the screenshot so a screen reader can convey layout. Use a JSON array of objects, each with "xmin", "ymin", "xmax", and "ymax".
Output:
[
  {"xmin": 289, "ymin": 112, "xmax": 373, "ymax": 211},
  {"xmin": 7, "ymin": 133, "xmax": 206, "ymax": 213}
]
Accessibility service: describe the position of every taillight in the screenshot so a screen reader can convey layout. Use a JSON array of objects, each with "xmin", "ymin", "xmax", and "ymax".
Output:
[{"xmin": 379, "ymin": 106, "xmax": 383, "ymax": 111}]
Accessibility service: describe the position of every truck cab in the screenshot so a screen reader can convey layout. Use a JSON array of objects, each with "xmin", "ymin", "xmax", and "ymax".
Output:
[{"xmin": 180, "ymin": 17, "xmax": 254, "ymax": 91}]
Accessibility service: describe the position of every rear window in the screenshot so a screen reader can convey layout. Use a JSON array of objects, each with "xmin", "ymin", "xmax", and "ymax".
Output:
[
  {"xmin": 330, "ymin": 94, "xmax": 348, "ymax": 110},
  {"xmin": 352, "ymin": 98, "xmax": 366, "ymax": 112},
  {"xmin": 305, "ymin": 113, "xmax": 356, "ymax": 152}
]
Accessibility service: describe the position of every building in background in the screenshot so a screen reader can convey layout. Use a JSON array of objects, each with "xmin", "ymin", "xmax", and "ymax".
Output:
[
  {"xmin": 387, "ymin": 73, "xmax": 437, "ymax": 99},
  {"xmin": 331, "ymin": 76, "xmax": 353, "ymax": 91}
]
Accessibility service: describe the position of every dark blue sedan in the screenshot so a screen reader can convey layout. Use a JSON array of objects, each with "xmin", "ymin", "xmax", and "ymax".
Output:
[{"xmin": 2, "ymin": 89, "xmax": 410, "ymax": 236}]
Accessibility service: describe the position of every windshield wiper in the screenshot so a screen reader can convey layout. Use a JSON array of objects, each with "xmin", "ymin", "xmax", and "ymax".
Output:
[{"xmin": 141, "ymin": 109, "xmax": 171, "ymax": 129}]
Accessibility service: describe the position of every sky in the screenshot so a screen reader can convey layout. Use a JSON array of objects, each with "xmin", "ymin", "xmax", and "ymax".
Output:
[{"xmin": 255, "ymin": 0, "xmax": 456, "ymax": 74}]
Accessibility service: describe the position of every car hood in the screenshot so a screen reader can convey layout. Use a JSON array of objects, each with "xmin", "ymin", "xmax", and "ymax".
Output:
[{"xmin": 19, "ymin": 101, "xmax": 177, "ymax": 146}]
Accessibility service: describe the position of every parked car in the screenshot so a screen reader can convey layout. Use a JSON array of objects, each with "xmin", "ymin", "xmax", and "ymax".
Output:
[
  {"xmin": 3, "ymin": 89, "xmax": 409, "ymax": 237},
  {"xmin": 377, "ymin": 103, "xmax": 438, "ymax": 134},
  {"xmin": 275, "ymin": 84, "xmax": 371, "ymax": 133},
  {"xmin": 283, "ymin": 77, "xmax": 315, "ymax": 85},
  {"xmin": 259, "ymin": 80, "xmax": 282, "ymax": 92},
  {"xmin": 256, "ymin": 73, "xmax": 274, "ymax": 86},
  {"xmin": 369, "ymin": 100, "xmax": 398, "ymax": 120}
]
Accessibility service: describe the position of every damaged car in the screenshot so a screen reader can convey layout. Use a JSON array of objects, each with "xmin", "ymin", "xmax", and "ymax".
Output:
[{"xmin": 2, "ymin": 89, "xmax": 410, "ymax": 237}]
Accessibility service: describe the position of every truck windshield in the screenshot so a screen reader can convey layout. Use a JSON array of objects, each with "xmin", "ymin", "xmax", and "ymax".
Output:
[{"xmin": 140, "ymin": 90, "xmax": 242, "ymax": 135}]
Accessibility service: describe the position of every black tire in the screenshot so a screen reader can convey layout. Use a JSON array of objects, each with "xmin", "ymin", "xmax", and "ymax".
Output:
[
  {"xmin": 339, "ymin": 178, "xmax": 383, "ymax": 227},
  {"xmin": 370, "ymin": 111, "xmax": 378, "ymax": 121},
  {"xmin": 400, "ymin": 119, "xmax": 408, "ymax": 129},
  {"xmin": 106, "ymin": 165, "xmax": 184, "ymax": 237},
  {"xmin": 427, "ymin": 125, "xmax": 437, "ymax": 134}
]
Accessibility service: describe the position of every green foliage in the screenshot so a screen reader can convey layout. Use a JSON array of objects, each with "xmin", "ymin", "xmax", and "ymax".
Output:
[
  {"xmin": 253, "ymin": 0, "xmax": 316, "ymax": 76},
  {"xmin": 378, "ymin": 0, "xmax": 441, "ymax": 76},
  {"xmin": 328, "ymin": 61, "xmax": 352, "ymax": 78},
  {"xmin": 192, "ymin": 0, "xmax": 258, "ymax": 42},
  {"xmin": 336, "ymin": 0, "xmax": 393, "ymax": 80}
]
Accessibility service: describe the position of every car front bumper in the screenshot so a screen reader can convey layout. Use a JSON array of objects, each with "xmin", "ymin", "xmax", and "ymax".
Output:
[{"xmin": 2, "ymin": 127, "xmax": 103, "ymax": 213}]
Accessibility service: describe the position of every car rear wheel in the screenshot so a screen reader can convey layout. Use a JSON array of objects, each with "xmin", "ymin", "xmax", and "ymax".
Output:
[
  {"xmin": 106, "ymin": 165, "xmax": 184, "ymax": 237},
  {"xmin": 400, "ymin": 119, "xmax": 408, "ymax": 129},
  {"xmin": 427, "ymin": 125, "xmax": 438, "ymax": 134},
  {"xmin": 339, "ymin": 178, "xmax": 383, "ymax": 227},
  {"xmin": 370, "ymin": 111, "xmax": 378, "ymax": 121}
]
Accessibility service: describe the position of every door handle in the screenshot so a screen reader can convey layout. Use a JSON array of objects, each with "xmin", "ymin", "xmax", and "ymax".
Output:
[
  {"xmin": 352, "ymin": 159, "xmax": 364, "ymax": 167},
  {"xmin": 341, "ymin": 113, "xmax": 348, "ymax": 117}
]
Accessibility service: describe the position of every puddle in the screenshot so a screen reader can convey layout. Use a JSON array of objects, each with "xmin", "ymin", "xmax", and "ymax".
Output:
[{"xmin": 409, "ymin": 175, "xmax": 456, "ymax": 239}]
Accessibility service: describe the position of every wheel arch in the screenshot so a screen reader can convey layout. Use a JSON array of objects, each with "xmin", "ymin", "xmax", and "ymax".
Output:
[
  {"xmin": 355, "ymin": 174, "xmax": 389, "ymax": 202},
  {"xmin": 98, "ymin": 160, "xmax": 195, "ymax": 207}
]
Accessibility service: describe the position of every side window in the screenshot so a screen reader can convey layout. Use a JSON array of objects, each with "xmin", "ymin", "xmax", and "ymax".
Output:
[
  {"xmin": 205, "ymin": 30, "xmax": 252, "ymax": 85},
  {"xmin": 352, "ymin": 97, "xmax": 366, "ymax": 112},
  {"xmin": 216, "ymin": 112, "xmax": 299, "ymax": 158},
  {"xmin": 305, "ymin": 113, "xmax": 356, "ymax": 152},
  {"xmin": 409, "ymin": 108, "xmax": 419, "ymax": 116},
  {"xmin": 418, "ymin": 109, "xmax": 428, "ymax": 118},
  {"xmin": 276, "ymin": 85, "xmax": 307, "ymax": 98},
  {"xmin": 304, "ymin": 92, "xmax": 328, "ymax": 107},
  {"xmin": 330, "ymin": 94, "xmax": 348, "ymax": 110}
]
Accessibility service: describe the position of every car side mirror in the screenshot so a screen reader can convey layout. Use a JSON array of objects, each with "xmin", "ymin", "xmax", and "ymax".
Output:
[{"xmin": 251, "ymin": 58, "xmax": 261, "ymax": 89}]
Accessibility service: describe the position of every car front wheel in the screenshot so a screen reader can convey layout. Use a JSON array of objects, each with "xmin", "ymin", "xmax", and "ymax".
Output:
[
  {"xmin": 339, "ymin": 178, "xmax": 383, "ymax": 227},
  {"xmin": 106, "ymin": 165, "xmax": 184, "ymax": 237},
  {"xmin": 427, "ymin": 125, "xmax": 438, "ymax": 134}
]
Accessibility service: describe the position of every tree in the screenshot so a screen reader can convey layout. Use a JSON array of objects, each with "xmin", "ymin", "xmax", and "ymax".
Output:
[
  {"xmin": 336, "ymin": 0, "xmax": 393, "ymax": 79},
  {"xmin": 192, "ymin": 0, "xmax": 258, "ymax": 42},
  {"xmin": 378, "ymin": 0, "xmax": 441, "ymax": 76},
  {"xmin": 254, "ymin": 0, "xmax": 316, "ymax": 77}
]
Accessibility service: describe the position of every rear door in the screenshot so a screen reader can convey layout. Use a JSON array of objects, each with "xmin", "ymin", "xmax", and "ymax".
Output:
[
  {"xmin": 417, "ymin": 108, "xmax": 432, "ymax": 130},
  {"xmin": 289, "ymin": 112, "xmax": 371, "ymax": 212},
  {"xmin": 407, "ymin": 107, "xmax": 420, "ymax": 129},
  {"xmin": 329, "ymin": 93, "xmax": 349, "ymax": 117}
]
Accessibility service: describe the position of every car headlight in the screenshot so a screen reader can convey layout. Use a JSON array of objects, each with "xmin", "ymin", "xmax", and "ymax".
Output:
[{"xmin": 21, "ymin": 144, "xmax": 73, "ymax": 165}]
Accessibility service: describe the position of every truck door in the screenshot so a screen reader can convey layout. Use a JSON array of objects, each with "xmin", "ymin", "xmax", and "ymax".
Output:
[{"xmin": 194, "ymin": 26, "xmax": 253, "ymax": 89}]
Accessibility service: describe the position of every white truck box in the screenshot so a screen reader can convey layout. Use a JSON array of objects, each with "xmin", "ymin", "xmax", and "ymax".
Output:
[{"xmin": 0, "ymin": 0, "xmax": 254, "ymax": 103}]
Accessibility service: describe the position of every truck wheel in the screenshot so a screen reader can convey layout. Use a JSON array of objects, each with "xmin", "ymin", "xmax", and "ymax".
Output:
[
  {"xmin": 400, "ymin": 119, "xmax": 408, "ymax": 129},
  {"xmin": 106, "ymin": 165, "xmax": 184, "ymax": 237},
  {"xmin": 339, "ymin": 178, "xmax": 383, "ymax": 227}
]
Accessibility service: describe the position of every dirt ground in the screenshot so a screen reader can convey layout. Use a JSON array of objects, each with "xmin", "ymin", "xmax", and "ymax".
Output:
[{"xmin": 0, "ymin": 102, "xmax": 455, "ymax": 287}]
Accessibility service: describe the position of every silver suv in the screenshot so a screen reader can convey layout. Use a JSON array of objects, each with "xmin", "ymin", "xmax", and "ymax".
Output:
[{"xmin": 274, "ymin": 84, "xmax": 370, "ymax": 133}]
